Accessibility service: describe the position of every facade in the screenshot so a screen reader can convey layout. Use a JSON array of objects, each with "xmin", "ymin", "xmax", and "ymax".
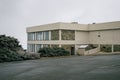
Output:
[{"xmin": 26, "ymin": 21, "xmax": 120, "ymax": 55}]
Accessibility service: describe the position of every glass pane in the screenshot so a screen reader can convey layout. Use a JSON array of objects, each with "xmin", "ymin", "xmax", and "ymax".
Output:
[
  {"xmin": 36, "ymin": 32, "xmax": 43, "ymax": 40},
  {"xmin": 36, "ymin": 44, "xmax": 41, "ymax": 52},
  {"xmin": 44, "ymin": 31, "xmax": 49, "ymax": 40},
  {"xmin": 114, "ymin": 45, "xmax": 120, "ymax": 52},
  {"xmin": 100, "ymin": 44, "xmax": 112, "ymax": 52}
]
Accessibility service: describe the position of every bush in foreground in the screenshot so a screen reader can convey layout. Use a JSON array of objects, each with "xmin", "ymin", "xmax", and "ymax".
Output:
[
  {"xmin": 0, "ymin": 48, "xmax": 23, "ymax": 62},
  {"xmin": 23, "ymin": 53, "xmax": 40, "ymax": 60},
  {"xmin": 0, "ymin": 35, "xmax": 25, "ymax": 62},
  {"xmin": 0, "ymin": 35, "xmax": 41, "ymax": 62},
  {"xmin": 38, "ymin": 47, "xmax": 70, "ymax": 57}
]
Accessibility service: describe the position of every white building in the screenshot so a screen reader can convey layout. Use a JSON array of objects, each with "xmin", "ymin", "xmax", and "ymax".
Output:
[{"xmin": 26, "ymin": 21, "xmax": 120, "ymax": 55}]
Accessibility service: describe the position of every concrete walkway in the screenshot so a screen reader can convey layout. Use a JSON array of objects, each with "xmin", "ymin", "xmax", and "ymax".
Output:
[{"xmin": 0, "ymin": 55, "xmax": 120, "ymax": 80}]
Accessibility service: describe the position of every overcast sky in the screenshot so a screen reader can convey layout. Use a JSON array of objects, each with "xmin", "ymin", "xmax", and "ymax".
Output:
[{"xmin": 0, "ymin": 0, "xmax": 120, "ymax": 49}]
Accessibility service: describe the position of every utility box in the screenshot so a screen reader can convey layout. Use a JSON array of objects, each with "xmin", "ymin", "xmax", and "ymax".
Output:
[{"xmin": 77, "ymin": 45, "xmax": 88, "ymax": 55}]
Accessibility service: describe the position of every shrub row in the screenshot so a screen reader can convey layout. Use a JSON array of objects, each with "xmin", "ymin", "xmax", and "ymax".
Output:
[{"xmin": 38, "ymin": 47, "xmax": 70, "ymax": 57}]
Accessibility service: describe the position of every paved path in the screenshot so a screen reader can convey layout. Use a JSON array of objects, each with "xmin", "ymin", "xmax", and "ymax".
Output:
[{"xmin": 0, "ymin": 55, "xmax": 120, "ymax": 80}]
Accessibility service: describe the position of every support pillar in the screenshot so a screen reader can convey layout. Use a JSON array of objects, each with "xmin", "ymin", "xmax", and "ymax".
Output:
[
  {"xmin": 49, "ymin": 31, "xmax": 51, "ymax": 40},
  {"xmin": 75, "ymin": 44, "xmax": 77, "ymax": 55},
  {"xmin": 59, "ymin": 29, "xmax": 61, "ymax": 40},
  {"xmin": 112, "ymin": 44, "xmax": 114, "ymax": 53},
  {"xmin": 98, "ymin": 44, "xmax": 101, "ymax": 51},
  {"xmin": 59, "ymin": 30, "xmax": 61, "ymax": 47}
]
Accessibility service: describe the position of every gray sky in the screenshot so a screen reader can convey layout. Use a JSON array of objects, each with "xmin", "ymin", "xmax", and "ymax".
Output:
[{"xmin": 0, "ymin": 0, "xmax": 120, "ymax": 49}]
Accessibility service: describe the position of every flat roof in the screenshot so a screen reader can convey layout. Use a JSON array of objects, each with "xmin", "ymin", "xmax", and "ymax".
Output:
[{"xmin": 26, "ymin": 21, "xmax": 120, "ymax": 32}]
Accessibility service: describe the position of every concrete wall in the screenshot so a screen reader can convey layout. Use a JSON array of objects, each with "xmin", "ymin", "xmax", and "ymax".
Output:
[
  {"xmin": 27, "ymin": 23, "xmax": 61, "ymax": 32},
  {"xmin": 84, "ymin": 47, "xmax": 100, "ymax": 55},
  {"xmin": 76, "ymin": 47, "xmax": 100, "ymax": 55},
  {"xmin": 27, "ymin": 40, "xmax": 76, "ymax": 45},
  {"xmin": 27, "ymin": 21, "xmax": 120, "ymax": 32},
  {"xmin": 60, "ymin": 23, "xmax": 88, "ymax": 31},
  {"xmin": 89, "ymin": 21, "xmax": 120, "ymax": 31},
  {"xmin": 27, "ymin": 22, "xmax": 88, "ymax": 33},
  {"xmin": 75, "ymin": 31, "xmax": 89, "ymax": 44},
  {"xmin": 89, "ymin": 29, "xmax": 120, "ymax": 44}
]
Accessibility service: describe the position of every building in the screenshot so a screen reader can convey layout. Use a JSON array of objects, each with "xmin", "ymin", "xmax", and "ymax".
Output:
[{"xmin": 26, "ymin": 21, "xmax": 120, "ymax": 55}]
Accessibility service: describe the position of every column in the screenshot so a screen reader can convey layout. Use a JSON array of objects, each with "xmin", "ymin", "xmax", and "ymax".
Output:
[
  {"xmin": 34, "ymin": 32, "xmax": 36, "ymax": 40},
  {"xmin": 59, "ymin": 30, "xmax": 61, "ymax": 47},
  {"xmin": 75, "ymin": 44, "xmax": 77, "ymax": 55},
  {"xmin": 112, "ymin": 44, "xmax": 114, "ymax": 53},
  {"xmin": 59, "ymin": 29, "xmax": 61, "ymax": 40},
  {"xmin": 35, "ymin": 44, "xmax": 37, "ymax": 53},
  {"xmin": 98, "ymin": 44, "xmax": 101, "ymax": 51},
  {"xmin": 49, "ymin": 31, "xmax": 51, "ymax": 40}
]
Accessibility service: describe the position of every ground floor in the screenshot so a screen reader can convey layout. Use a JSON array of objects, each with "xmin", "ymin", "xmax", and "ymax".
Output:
[
  {"xmin": 27, "ymin": 44, "xmax": 76, "ymax": 55},
  {"xmin": 27, "ymin": 43, "xmax": 120, "ymax": 55},
  {"xmin": 0, "ymin": 55, "xmax": 120, "ymax": 80}
]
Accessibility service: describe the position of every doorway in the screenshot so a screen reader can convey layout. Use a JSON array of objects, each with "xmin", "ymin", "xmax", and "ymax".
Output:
[
  {"xmin": 71, "ymin": 47, "xmax": 75, "ymax": 55},
  {"xmin": 61, "ymin": 45, "xmax": 75, "ymax": 55}
]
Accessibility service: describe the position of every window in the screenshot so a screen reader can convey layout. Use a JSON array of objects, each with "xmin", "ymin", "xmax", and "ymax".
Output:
[
  {"xmin": 36, "ymin": 44, "xmax": 42, "ymax": 52},
  {"xmin": 43, "ymin": 31, "xmax": 49, "ymax": 40},
  {"xmin": 114, "ymin": 45, "xmax": 120, "ymax": 52},
  {"xmin": 43, "ymin": 44, "xmax": 50, "ymax": 47},
  {"xmin": 100, "ymin": 44, "xmax": 112, "ymax": 52},
  {"xmin": 28, "ymin": 32, "xmax": 35, "ymax": 41},
  {"xmin": 51, "ymin": 44, "xmax": 59, "ymax": 47},
  {"xmin": 28, "ymin": 44, "xmax": 35, "ymax": 52},
  {"xmin": 28, "ymin": 31, "xmax": 49, "ymax": 41},
  {"xmin": 36, "ymin": 32, "xmax": 43, "ymax": 40}
]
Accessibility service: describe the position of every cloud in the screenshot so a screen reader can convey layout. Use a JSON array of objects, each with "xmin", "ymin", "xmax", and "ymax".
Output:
[{"xmin": 0, "ymin": 0, "xmax": 120, "ymax": 49}]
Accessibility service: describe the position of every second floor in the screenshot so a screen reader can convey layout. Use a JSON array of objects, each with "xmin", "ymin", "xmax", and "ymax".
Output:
[
  {"xmin": 27, "ymin": 29, "xmax": 120, "ymax": 45},
  {"xmin": 27, "ymin": 30, "xmax": 76, "ymax": 41}
]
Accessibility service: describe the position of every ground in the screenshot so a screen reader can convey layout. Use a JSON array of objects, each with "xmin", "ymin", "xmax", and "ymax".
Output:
[{"xmin": 0, "ymin": 55, "xmax": 120, "ymax": 80}]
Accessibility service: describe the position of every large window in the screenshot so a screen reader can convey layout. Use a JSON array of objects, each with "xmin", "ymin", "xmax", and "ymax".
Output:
[
  {"xmin": 36, "ymin": 44, "xmax": 42, "ymax": 52},
  {"xmin": 28, "ymin": 31, "xmax": 50, "ymax": 41},
  {"xmin": 100, "ymin": 44, "xmax": 112, "ymax": 52},
  {"xmin": 43, "ymin": 31, "xmax": 49, "ymax": 40},
  {"xmin": 114, "ymin": 45, "xmax": 120, "ymax": 52},
  {"xmin": 27, "ymin": 44, "xmax": 35, "ymax": 52},
  {"xmin": 28, "ymin": 32, "xmax": 35, "ymax": 41},
  {"xmin": 36, "ymin": 32, "xmax": 43, "ymax": 40},
  {"xmin": 61, "ymin": 30, "xmax": 75, "ymax": 40}
]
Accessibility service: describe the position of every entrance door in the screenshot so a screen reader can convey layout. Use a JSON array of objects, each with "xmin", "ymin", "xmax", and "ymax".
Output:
[{"xmin": 71, "ymin": 47, "xmax": 75, "ymax": 55}]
